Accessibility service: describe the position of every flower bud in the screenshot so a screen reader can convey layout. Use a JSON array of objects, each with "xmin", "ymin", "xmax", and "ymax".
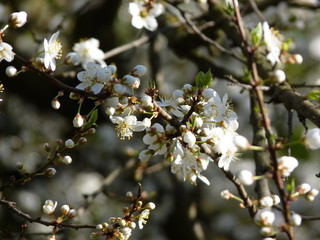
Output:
[
  {"xmin": 78, "ymin": 137, "xmax": 87, "ymax": 144},
  {"xmin": 238, "ymin": 170, "xmax": 254, "ymax": 185},
  {"xmin": 51, "ymin": 98, "xmax": 60, "ymax": 110},
  {"xmin": 61, "ymin": 205, "xmax": 70, "ymax": 215},
  {"xmin": 290, "ymin": 213, "xmax": 302, "ymax": 226},
  {"xmin": 303, "ymin": 128, "xmax": 320, "ymax": 150},
  {"xmin": 183, "ymin": 131, "xmax": 196, "ymax": 147},
  {"xmin": 128, "ymin": 221, "xmax": 136, "ymax": 229},
  {"xmin": 44, "ymin": 168, "xmax": 56, "ymax": 177},
  {"xmin": 62, "ymin": 155, "xmax": 72, "ymax": 165},
  {"xmin": 292, "ymin": 54, "xmax": 303, "ymax": 64},
  {"xmin": 114, "ymin": 84, "xmax": 126, "ymax": 95},
  {"xmin": 271, "ymin": 69, "xmax": 286, "ymax": 84},
  {"xmin": 43, "ymin": 200, "xmax": 57, "ymax": 215},
  {"xmin": 43, "ymin": 143, "xmax": 51, "ymax": 152},
  {"xmin": 69, "ymin": 92, "xmax": 81, "ymax": 100},
  {"xmin": 108, "ymin": 65, "xmax": 117, "ymax": 75},
  {"xmin": 16, "ymin": 162, "xmax": 23, "ymax": 169},
  {"xmin": 145, "ymin": 202, "xmax": 156, "ymax": 210},
  {"xmin": 131, "ymin": 65, "xmax": 147, "ymax": 77},
  {"xmin": 65, "ymin": 139, "xmax": 75, "ymax": 148},
  {"xmin": 9, "ymin": 11, "xmax": 27, "ymax": 28},
  {"xmin": 233, "ymin": 135, "xmax": 250, "ymax": 150},
  {"xmin": 6, "ymin": 66, "xmax": 17, "ymax": 77},
  {"xmin": 297, "ymin": 183, "xmax": 311, "ymax": 195},
  {"xmin": 67, "ymin": 209, "xmax": 77, "ymax": 218},
  {"xmin": 96, "ymin": 224, "xmax": 103, "ymax": 231},
  {"xmin": 141, "ymin": 95, "xmax": 153, "ymax": 107},
  {"xmin": 260, "ymin": 196, "xmax": 274, "ymax": 208},
  {"xmin": 64, "ymin": 52, "xmax": 80, "ymax": 65},
  {"xmin": 202, "ymin": 88, "xmax": 216, "ymax": 100},
  {"xmin": 73, "ymin": 114, "xmax": 84, "ymax": 128},
  {"xmin": 126, "ymin": 191, "xmax": 133, "ymax": 198},
  {"xmin": 254, "ymin": 209, "xmax": 275, "ymax": 227},
  {"xmin": 271, "ymin": 195, "xmax": 280, "ymax": 205},
  {"xmin": 277, "ymin": 156, "xmax": 298, "ymax": 177},
  {"xmin": 221, "ymin": 190, "xmax": 232, "ymax": 200}
]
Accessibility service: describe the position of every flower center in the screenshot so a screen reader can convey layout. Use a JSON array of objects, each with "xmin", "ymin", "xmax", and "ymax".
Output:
[{"xmin": 48, "ymin": 40, "xmax": 62, "ymax": 59}]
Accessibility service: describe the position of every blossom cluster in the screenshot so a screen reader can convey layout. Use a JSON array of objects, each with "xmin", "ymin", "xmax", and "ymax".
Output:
[
  {"xmin": 90, "ymin": 195, "xmax": 156, "ymax": 240},
  {"xmin": 105, "ymin": 75, "xmax": 241, "ymax": 185}
]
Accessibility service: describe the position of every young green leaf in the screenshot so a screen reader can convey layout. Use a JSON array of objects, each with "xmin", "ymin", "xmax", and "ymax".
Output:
[{"xmin": 195, "ymin": 69, "xmax": 213, "ymax": 89}]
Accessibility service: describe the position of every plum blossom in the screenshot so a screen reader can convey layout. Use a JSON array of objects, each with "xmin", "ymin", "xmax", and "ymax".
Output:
[
  {"xmin": 0, "ymin": 42, "xmax": 14, "ymax": 62},
  {"xmin": 171, "ymin": 140, "xmax": 212, "ymax": 185},
  {"xmin": 277, "ymin": 156, "xmax": 298, "ymax": 177},
  {"xmin": 73, "ymin": 38, "xmax": 106, "ymax": 68},
  {"xmin": 263, "ymin": 22, "xmax": 282, "ymax": 65},
  {"xmin": 157, "ymin": 96, "xmax": 184, "ymax": 118},
  {"xmin": 43, "ymin": 31, "xmax": 62, "ymax": 71},
  {"xmin": 76, "ymin": 62, "xmax": 113, "ymax": 94},
  {"xmin": 142, "ymin": 123, "xmax": 168, "ymax": 155},
  {"xmin": 203, "ymin": 93, "xmax": 239, "ymax": 130},
  {"xmin": 110, "ymin": 115, "xmax": 150, "ymax": 140},
  {"xmin": 138, "ymin": 209, "xmax": 150, "ymax": 229},
  {"xmin": 128, "ymin": 0, "xmax": 164, "ymax": 31}
]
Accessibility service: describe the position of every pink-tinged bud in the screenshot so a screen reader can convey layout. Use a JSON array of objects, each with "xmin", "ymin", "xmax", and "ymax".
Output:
[
  {"xmin": 9, "ymin": 11, "xmax": 27, "ymax": 28},
  {"xmin": 277, "ymin": 156, "xmax": 298, "ymax": 177},
  {"xmin": 51, "ymin": 98, "xmax": 60, "ymax": 110},
  {"xmin": 73, "ymin": 114, "xmax": 84, "ymax": 128},
  {"xmin": 297, "ymin": 183, "xmax": 311, "ymax": 195}
]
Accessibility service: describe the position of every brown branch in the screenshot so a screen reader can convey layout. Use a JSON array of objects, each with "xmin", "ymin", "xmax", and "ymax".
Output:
[
  {"xmin": 0, "ymin": 199, "xmax": 96, "ymax": 229},
  {"xmin": 274, "ymin": 82, "xmax": 320, "ymax": 128}
]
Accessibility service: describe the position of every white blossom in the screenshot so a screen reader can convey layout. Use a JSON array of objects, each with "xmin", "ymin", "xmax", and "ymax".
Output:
[
  {"xmin": 129, "ymin": 1, "xmax": 164, "ymax": 31},
  {"xmin": 297, "ymin": 183, "xmax": 311, "ymax": 195},
  {"xmin": 263, "ymin": 22, "xmax": 282, "ymax": 65},
  {"xmin": 73, "ymin": 38, "xmax": 106, "ymax": 68},
  {"xmin": 138, "ymin": 209, "xmax": 150, "ymax": 229},
  {"xmin": 183, "ymin": 131, "xmax": 196, "ymax": 147},
  {"xmin": 76, "ymin": 62, "xmax": 112, "ymax": 94},
  {"xmin": 221, "ymin": 189, "xmax": 232, "ymax": 200},
  {"xmin": 43, "ymin": 31, "xmax": 62, "ymax": 71},
  {"xmin": 277, "ymin": 156, "xmax": 298, "ymax": 177},
  {"xmin": 0, "ymin": 42, "xmax": 14, "ymax": 62},
  {"xmin": 110, "ymin": 115, "xmax": 148, "ymax": 140}
]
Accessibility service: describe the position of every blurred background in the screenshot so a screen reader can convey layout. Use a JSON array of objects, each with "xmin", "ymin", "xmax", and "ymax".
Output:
[{"xmin": 1, "ymin": 0, "xmax": 320, "ymax": 239}]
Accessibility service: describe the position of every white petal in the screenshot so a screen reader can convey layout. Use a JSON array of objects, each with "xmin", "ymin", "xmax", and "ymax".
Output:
[
  {"xmin": 91, "ymin": 83, "xmax": 104, "ymax": 94},
  {"xmin": 129, "ymin": 3, "xmax": 140, "ymax": 16},
  {"xmin": 131, "ymin": 16, "xmax": 144, "ymax": 29},
  {"xmin": 144, "ymin": 16, "xmax": 158, "ymax": 31}
]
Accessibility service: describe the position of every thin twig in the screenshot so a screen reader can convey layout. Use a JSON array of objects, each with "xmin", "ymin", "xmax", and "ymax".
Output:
[{"xmin": 0, "ymin": 199, "xmax": 96, "ymax": 229}]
